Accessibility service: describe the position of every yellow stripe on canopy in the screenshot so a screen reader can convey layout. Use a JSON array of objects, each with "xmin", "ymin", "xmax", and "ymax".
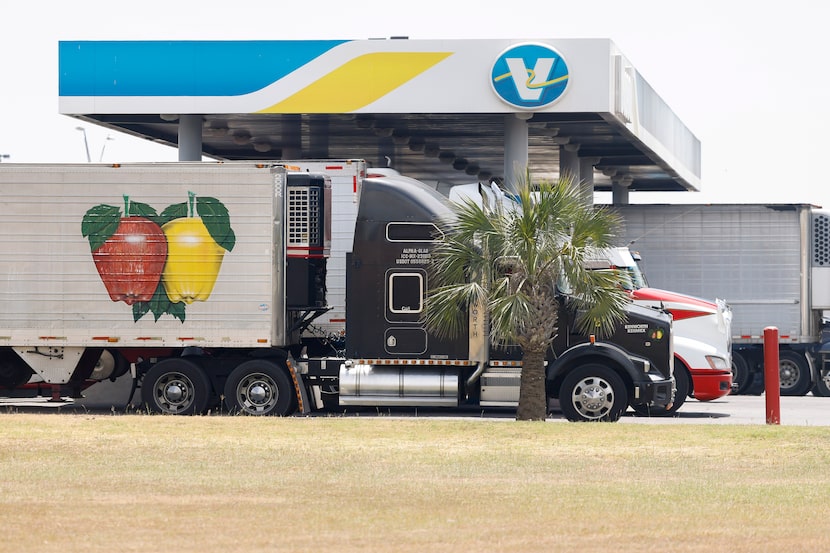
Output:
[{"xmin": 258, "ymin": 52, "xmax": 453, "ymax": 113}]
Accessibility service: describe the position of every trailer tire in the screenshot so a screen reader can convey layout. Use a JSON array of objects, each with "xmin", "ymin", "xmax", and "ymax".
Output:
[
  {"xmin": 778, "ymin": 350, "xmax": 811, "ymax": 396},
  {"xmin": 224, "ymin": 359, "xmax": 295, "ymax": 416},
  {"xmin": 632, "ymin": 362, "xmax": 689, "ymax": 417},
  {"xmin": 731, "ymin": 352, "xmax": 753, "ymax": 395},
  {"xmin": 812, "ymin": 374, "xmax": 830, "ymax": 397},
  {"xmin": 142, "ymin": 358, "xmax": 211, "ymax": 415},
  {"xmin": 744, "ymin": 372, "xmax": 765, "ymax": 395},
  {"xmin": 90, "ymin": 349, "xmax": 129, "ymax": 382},
  {"xmin": 559, "ymin": 364, "xmax": 627, "ymax": 422}
]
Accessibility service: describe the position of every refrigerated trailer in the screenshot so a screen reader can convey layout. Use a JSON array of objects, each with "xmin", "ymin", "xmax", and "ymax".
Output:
[
  {"xmin": 613, "ymin": 203, "xmax": 830, "ymax": 396},
  {"xmin": 0, "ymin": 162, "xmax": 675, "ymax": 420}
]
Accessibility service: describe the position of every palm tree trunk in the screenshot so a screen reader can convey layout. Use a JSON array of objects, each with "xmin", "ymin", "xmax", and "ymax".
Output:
[{"xmin": 516, "ymin": 348, "xmax": 547, "ymax": 421}]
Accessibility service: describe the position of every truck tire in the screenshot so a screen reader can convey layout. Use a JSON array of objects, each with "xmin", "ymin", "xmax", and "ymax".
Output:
[
  {"xmin": 142, "ymin": 358, "xmax": 211, "ymax": 415},
  {"xmin": 223, "ymin": 359, "xmax": 295, "ymax": 416},
  {"xmin": 744, "ymin": 372, "xmax": 765, "ymax": 395},
  {"xmin": 812, "ymin": 373, "xmax": 830, "ymax": 397},
  {"xmin": 632, "ymin": 362, "xmax": 689, "ymax": 417},
  {"xmin": 778, "ymin": 350, "xmax": 811, "ymax": 396},
  {"xmin": 559, "ymin": 364, "xmax": 627, "ymax": 422},
  {"xmin": 731, "ymin": 352, "xmax": 753, "ymax": 395}
]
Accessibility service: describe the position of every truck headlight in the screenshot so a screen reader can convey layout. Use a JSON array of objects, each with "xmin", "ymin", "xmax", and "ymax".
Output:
[
  {"xmin": 629, "ymin": 356, "xmax": 651, "ymax": 373},
  {"xmin": 705, "ymin": 355, "xmax": 729, "ymax": 370}
]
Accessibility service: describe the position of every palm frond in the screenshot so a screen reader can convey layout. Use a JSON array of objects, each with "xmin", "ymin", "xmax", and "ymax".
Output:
[{"xmin": 424, "ymin": 172, "xmax": 631, "ymax": 346}]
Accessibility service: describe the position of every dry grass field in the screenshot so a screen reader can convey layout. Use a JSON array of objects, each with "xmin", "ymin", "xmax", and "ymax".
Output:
[{"xmin": 0, "ymin": 413, "xmax": 828, "ymax": 552}]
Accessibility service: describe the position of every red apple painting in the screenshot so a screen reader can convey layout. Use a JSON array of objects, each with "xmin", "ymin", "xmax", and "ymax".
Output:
[
  {"xmin": 82, "ymin": 195, "xmax": 167, "ymax": 305},
  {"xmin": 83, "ymin": 192, "xmax": 234, "ymax": 323}
]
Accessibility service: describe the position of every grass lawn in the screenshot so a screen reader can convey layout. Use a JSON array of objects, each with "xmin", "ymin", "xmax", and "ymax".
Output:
[{"xmin": 0, "ymin": 413, "xmax": 828, "ymax": 552}]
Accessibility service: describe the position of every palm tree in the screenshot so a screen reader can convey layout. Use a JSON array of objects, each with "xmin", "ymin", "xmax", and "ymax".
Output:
[{"xmin": 424, "ymin": 174, "xmax": 631, "ymax": 421}]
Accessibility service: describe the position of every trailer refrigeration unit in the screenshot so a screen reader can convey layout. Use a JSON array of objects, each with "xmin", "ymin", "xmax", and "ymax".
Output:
[
  {"xmin": 0, "ymin": 163, "xmax": 675, "ymax": 421},
  {"xmin": 613, "ymin": 203, "xmax": 830, "ymax": 397},
  {"xmin": 278, "ymin": 159, "xmax": 367, "ymax": 350}
]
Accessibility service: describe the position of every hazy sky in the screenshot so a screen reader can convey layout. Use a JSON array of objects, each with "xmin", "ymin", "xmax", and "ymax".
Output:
[{"xmin": 1, "ymin": 1, "xmax": 827, "ymax": 205}]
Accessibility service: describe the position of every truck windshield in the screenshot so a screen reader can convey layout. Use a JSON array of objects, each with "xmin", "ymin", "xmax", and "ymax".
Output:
[{"xmin": 624, "ymin": 264, "xmax": 648, "ymax": 290}]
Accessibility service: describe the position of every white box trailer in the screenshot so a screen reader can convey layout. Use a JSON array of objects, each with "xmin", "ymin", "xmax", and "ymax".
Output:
[
  {"xmin": 0, "ymin": 162, "xmax": 329, "ymax": 392},
  {"xmin": 613, "ymin": 203, "xmax": 830, "ymax": 396}
]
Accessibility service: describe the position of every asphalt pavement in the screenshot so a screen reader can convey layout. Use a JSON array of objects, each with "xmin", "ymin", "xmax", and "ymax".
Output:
[
  {"xmin": 617, "ymin": 394, "xmax": 830, "ymax": 426},
  {"xmin": 1, "ymin": 382, "xmax": 828, "ymax": 425}
]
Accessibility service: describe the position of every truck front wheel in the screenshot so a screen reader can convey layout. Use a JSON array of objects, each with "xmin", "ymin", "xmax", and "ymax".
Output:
[
  {"xmin": 142, "ymin": 358, "xmax": 211, "ymax": 415},
  {"xmin": 559, "ymin": 364, "xmax": 627, "ymax": 422},
  {"xmin": 223, "ymin": 359, "xmax": 295, "ymax": 416}
]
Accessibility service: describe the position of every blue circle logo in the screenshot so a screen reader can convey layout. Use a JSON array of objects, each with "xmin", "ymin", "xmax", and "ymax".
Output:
[{"xmin": 491, "ymin": 43, "xmax": 570, "ymax": 109}]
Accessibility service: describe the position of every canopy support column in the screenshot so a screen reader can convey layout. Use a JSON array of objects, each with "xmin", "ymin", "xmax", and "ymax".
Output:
[
  {"xmin": 178, "ymin": 114, "xmax": 203, "ymax": 161},
  {"xmin": 579, "ymin": 156, "xmax": 600, "ymax": 205},
  {"xmin": 504, "ymin": 113, "xmax": 531, "ymax": 193},
  {"xmin": 612, "ymin": 175, "xmax": 633, "ymax": 205},
  {"xmin": 559, "ymin": 142, "xmax": 580, "ymax": 185}
]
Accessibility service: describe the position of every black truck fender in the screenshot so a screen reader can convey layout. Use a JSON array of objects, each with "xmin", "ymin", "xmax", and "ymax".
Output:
[{"xmin": 545, "ymin": 341, "xmax": 646, "ymax": 398}]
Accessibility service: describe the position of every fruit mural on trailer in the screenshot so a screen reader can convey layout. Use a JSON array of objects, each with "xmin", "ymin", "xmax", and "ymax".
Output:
[{"xmin": 82, "ymin": 192, "xmax": 235, "ymax": 321}]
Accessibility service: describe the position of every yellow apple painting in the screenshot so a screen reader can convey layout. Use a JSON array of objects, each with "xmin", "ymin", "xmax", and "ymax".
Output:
[{"xmin": 82, "ymin": 192, "xmax": 235, "ymax": 322}]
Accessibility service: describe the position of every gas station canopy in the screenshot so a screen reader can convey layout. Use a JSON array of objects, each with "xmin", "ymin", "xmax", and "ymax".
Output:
[{"xmin": 59, "ymin": 38, "xmax": 700, "ymax": 196}]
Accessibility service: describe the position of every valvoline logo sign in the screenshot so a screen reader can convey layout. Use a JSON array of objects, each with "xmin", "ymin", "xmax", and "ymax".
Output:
[{"xmin": 491, "ymin": 43, "xmax": 570, "ymax": 109}]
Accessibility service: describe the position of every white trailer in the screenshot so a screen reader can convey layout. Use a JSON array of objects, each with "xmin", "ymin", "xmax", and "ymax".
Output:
[
  {"xmin": 0, "ymin": 162, "xmax": 329, "ymax": 411},
  {"xmin": 613, "ymin": 203, "xmax": 830, "ymax": 396}
]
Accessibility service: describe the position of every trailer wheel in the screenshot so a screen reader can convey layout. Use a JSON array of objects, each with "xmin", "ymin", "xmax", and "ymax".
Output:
[
  {"xmin": 778, "ymin": 351, "xmax": 811, "ymax": 396},
  {"xmin": 812, "ymin": 373, "xmax": 830, "ymax": 397},
  {"xmin": 731, "ymin": 352, "xmax": 753, "ymax": 395},
  {"xmin": 223, "ymin": 359, "xmax": 295, "ymax": 416},
  {"xmin": 142, "ymin": 358, "xmax": 211, "ymax": 415},
  {"xmin": 632, "ymin": 362, "xmax": 689, "ymax": 417},
  {"xmin": 559, "ymin": 364, "xmax": 627, "ymax": 422},
  {"xmin": 90, "ymin": 349, "xmax": 129, "ymax": 381}
]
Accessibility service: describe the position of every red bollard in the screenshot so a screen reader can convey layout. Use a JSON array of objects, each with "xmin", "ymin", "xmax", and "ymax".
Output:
[{"xmin": 764, "ymin": 326, "xmax": 781, "ymax": 425}]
